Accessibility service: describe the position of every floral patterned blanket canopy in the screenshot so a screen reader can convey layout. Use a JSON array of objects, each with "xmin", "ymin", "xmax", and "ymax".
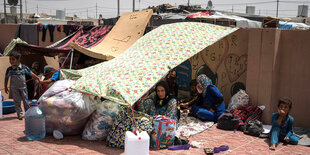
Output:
[{"xmin": 61, "ymin": 22, "xmax": 238, "ymax": 105}]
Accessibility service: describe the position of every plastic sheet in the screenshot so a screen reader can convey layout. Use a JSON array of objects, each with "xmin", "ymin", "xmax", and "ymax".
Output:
[{"xmin": 38, "ymin": 80, "xmax": 98, "ymax": 135}]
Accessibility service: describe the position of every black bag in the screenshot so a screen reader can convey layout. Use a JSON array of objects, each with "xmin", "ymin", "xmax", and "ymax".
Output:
[
  {"xmin": 217, "ymin": 113, "xmax": 240, "ymax": 130},
  {"xmin": 242, "ymin": 120, "xmax": 264, "ymax": 137}
]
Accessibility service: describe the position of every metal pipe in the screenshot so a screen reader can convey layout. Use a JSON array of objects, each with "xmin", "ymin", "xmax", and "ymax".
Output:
[
  {"xmin": 20, "ymin": 0, "xmax": 23, "ymax": 23},
  {"xmin": 4, "ymin": 0, "xmax": 7, "ymax": 23},
  {"xmin": 70, "ymin": 49, "xmax": 74, "ymax": 70},
  {"xmin": 133, "ymin": 0, "xmax": 135, "ymax": 12},
  {"xmin": 276, "ymin": 0, "xmax": 279, "ymax": 17},
  {"xmin": 117, "ymin": 0, "xmax": 120, "ymax": 17}
]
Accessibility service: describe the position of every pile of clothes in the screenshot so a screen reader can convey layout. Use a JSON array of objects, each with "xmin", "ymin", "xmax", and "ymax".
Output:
[{"xmin": 217, "ymin": 90, "xmax": 264, "ymax": 137}]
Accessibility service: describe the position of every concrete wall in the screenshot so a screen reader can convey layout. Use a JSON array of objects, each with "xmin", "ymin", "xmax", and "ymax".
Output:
[
  {"xmin": 246, "ymin": 28, "xmax": 310, "ymax": 128},
  {"xmin": 0, "ymin": 24, "xmax": 17, "ymax": 54}
]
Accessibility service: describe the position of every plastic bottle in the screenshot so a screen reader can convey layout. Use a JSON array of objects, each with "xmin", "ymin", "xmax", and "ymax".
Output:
[
  {"xmin": 25, "ymin": 99, "xmax": 46, "ymax": 140},
  {"xmin": 125, "ymin": 131, "xmax": 149, "ymax": 155}
]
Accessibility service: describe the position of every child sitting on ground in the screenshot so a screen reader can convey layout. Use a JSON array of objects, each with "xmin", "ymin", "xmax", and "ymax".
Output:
[
  {"xmin": 269, "ymin": 97, "xmax": 300, "ymax": 150},
  {"xmin": 4, "ymin": 52, "xmax": 40, "ymax": 120}
]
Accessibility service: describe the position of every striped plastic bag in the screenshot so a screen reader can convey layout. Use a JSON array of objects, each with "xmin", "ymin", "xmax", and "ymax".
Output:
[{"xmin": 151, "ymin": 115, "xmax": 176, "ymax": 149}]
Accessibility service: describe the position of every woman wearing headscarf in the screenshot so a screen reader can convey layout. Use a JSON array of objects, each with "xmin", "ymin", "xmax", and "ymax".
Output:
[
  {"xmin": 190, "ymin": 74, "xmax": 225, "ymax": 122},
  {"xmin": 165, "ymin": 69, "xmax": 179, "ymax": 98},
  {"xmin": 138, "ymin": 81, "xmax": 178, "ymax": 120}
]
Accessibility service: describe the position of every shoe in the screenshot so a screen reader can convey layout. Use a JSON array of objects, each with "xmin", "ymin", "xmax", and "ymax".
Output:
[
  {"xmin": 204, "ymin": 147, "xmax": 214, "ymax": 155},
  {"xmin": 174, "ymin": 137, "xmax": 189, "ymax": 145},
  {"xmin": 168, "ymin": 144, "xmax": 190, "ymax": 150},
  {"xmin": 214, "ymin": 145, "xmax": 229, "ymax": 153},
  {"xmin": 259, "ymin": 133, "xmax": 269, "ymax": 138},
  {"xmin": 18, "ymin": 115, "xmax": 24, "ymax": 120}
]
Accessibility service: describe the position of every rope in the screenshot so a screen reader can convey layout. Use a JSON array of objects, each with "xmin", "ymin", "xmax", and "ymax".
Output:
[
  {"xmin": 130, "ymin": 105, "xmax": 138, "ymax": 135},
  {"xmin": 59, "ymin": 50, "xmax": 73, "ymax": 70}
]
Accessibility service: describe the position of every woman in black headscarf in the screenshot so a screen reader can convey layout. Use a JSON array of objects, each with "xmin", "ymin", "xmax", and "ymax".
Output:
[
  {"xmin": 166, "ymin": 69, "xmax": 179, "ymax": 98},
  {"xmin": 138, "ymin": 81, "xmax": 178, "ymax": 120}
]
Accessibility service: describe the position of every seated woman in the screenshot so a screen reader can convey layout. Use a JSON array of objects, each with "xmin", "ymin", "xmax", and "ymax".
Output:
[
  {"xmin": 165, "ymin": 69, "xmax": 178, "ymax": 98},
  {"xmin": 138, "ymin": 81, "xmax": 178, "ymax": 120},
  {"xmin": 190, "ymin": 74, "xmax": 225, "ymax": 122}
]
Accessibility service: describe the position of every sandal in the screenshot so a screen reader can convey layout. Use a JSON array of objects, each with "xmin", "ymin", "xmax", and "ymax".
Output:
[
  {"xmin": 18, "ymin": 115, "xmax": 24, "ymax": 120},
  {"xmin": 168, "ymin": 144, "xmax": 190, "ymax": 150},
  {"xmin": 204, "ymin": 147, "xmax": 214, "ymax": 155},
  {"xmin": 214, "ymin": 145, "xmax": 229, "ymax": 153}
]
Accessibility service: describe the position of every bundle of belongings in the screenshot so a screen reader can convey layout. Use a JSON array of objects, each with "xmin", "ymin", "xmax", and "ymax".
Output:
[
  {"xmin": 82, "ymin": 100, "xmax": 120, "ymax": 141},
  {"xmin": 37, "ymin": 79, "xmax": 179, "ymax": 149},
  {"xmin": 38, "ymin": 80, "xmax": 99, "ymax": 135},
  {"xmin": 106, "ymin": 106, "xmax": 153, "ymax": 148},
  {"xmin": 217, "ymin": 90, "xmax": 264, "ymax": 137}
]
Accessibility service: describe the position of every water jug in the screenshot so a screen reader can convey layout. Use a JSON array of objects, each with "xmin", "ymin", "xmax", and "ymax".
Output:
[
  {"xmin": 25, "ymin": 100, "xmax": 46, "ymax": 140},
  {"xmin": 125, "ymin": 131, "xmax": 150, "ymax": 155},
  {"xmin": 0, "ymin": 91, "xmax": 2, "ymax": 118}
]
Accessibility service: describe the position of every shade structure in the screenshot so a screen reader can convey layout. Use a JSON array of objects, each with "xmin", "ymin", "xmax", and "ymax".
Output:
[
  {"xmin": 15, "ymin": 25, "xmax": 112, "ymax": 56},
  {"xmin": 61, "ymin": 22, "xmax": 238, "ymax": 105},
  {"xmin": 69, "ymin": 9, "xmax": 153, "ymax": 60}
]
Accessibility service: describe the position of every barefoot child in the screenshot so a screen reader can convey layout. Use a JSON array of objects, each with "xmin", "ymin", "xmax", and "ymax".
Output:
[
  {"xmin": 269, "ymin": 97, "xmax": 300, "ymax": 150},
  {"xmin": 4, "ymin": 52, "xmax": 40, "ymax": 120}
]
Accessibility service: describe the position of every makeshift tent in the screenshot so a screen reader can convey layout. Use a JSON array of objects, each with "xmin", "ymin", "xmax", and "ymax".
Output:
[
  {"xmin": 61, "ymin": 22, "xmax": 238, "ymax": 105},
  {"xmin": 14, "ymin": 25, "xmax": 112, "ymax": 56},
  {"xmin": 3, "ymin": 38, "xmax": 27, "ymax": 56},
  {"xmin": 187, "ymin": 11, "xmax": 262, "ymax": 28},
  {"xmin": 279, "ymin": 21, "xmax": 310, "ymax": 30},
  {"xmin": 69, "ymin": 9, "xmax": 153, "ymax": 60},
  {"xmin": 0, "ymin": 56, "xmax": 59, "ymax": 100}
]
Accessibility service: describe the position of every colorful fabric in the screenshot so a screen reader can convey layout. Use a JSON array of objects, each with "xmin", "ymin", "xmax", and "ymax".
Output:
[
  {"xmin": 197, "ymin": 74, "xmax": 212, "ymax": 92},
  {"xmin": 82, "ymin": 100, "xmax": 120, "ymax": 141},
  {"xmin": 15, "ymin": 25, "xmax": 112, "ymax": 56},
  {"xmin": 187, "ymin": 11, "xmax": 213, "ymax": 19},
  {"xmin": 151, "ymin": 115, "xmax": 177, "ymax": 149},
  {"xmin": 138, "ymin": 92, "xmax": 177, "ymax": 120},
  {"xmin": 3, "ymin": 38, "xmax": 28, "ymax": 56},
  {"xmin": 230, "ymin": 105, "xmax": 263, "ymax": 129},
  {"xmin": 73, "ymin": 25, "xmax": 112, "ymax": 48},
  {"xmin": 227, "ymin": 89, "xmax": 249, "ymax": 111},
  {"xmin": 176, "ymin": 112, "xmax": 214, "ymax": 138},
  {"xmin": 61, "ymin": 22, "xmax": 237, "ymax": 106},
  {"xmin": 106, "ymin": 106, "xmax": 153, "ymax": 148}
]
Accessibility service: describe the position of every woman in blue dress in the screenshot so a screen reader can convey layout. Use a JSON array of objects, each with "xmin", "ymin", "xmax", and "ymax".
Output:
[{"xmin": 190, "ymin": 74, "xmax": 225, "ymax": 122}]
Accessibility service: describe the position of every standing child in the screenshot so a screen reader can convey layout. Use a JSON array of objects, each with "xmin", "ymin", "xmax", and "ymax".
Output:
[
  {"xmin": 269, "ymin": 97, "xmax": 300, "ymax": 150},
  {"xmin": 4, "ymin": 52, "xmax": 40, "ymax": 120}
]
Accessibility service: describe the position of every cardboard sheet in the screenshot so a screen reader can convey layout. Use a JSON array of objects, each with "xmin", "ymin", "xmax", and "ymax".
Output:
[
  {"xmin": 69, "ymin": 9, "xmax": 153, "ymax": 60},
  {"xmin": 0, "ymin": 57, "xmax": 12, "ymax": 100}
]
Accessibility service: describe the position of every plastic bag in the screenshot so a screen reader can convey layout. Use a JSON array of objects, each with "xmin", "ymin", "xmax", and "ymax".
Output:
[
  {"xmin": 151, "ymin": 115, "xmax": 176, "ymax": 149},
  {"xmin": 38, "ymin": 80, "xmax": 98, "ymax": 135},
  {"xmin": 227, "ymin": 90, "xmax": 249, "ymax": 111},
  {"xmin": 82, "ymin": 100, "xmax": 120, "ymax": 141}
]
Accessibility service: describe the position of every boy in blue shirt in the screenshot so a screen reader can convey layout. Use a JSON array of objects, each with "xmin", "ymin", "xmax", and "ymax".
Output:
[
  {"xmin": 4, "ymin": 52, "xmax": 40, "ymax": 120},
  {"xmin": 39, "ymin": 66, "xmax": 60, "ymax": 85},
  {"xmin": 269, "ymin": 97, "xmax": 300, "ymax": 150}
]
